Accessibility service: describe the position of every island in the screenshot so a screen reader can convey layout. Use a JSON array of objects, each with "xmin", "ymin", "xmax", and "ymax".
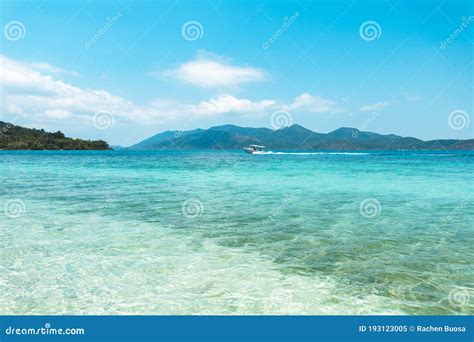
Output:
[
  {"xmin": 0, "ymin": 121, "xmax": 110, "ymax": 150},
  {"xmin": 129, "ymin": 124, "xmax": 474, "ymax": 150}
]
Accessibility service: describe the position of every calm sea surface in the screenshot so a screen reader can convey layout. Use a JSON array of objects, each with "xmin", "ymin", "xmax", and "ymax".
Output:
[{"xmin": 1, "ymin": 150, "xmax": 473, "ymax": 314}]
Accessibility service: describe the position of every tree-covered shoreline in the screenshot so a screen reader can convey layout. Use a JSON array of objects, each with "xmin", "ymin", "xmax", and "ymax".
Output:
[{"xmin": 0, "ymin": 122, "xmax": 110, "ymax": 150}]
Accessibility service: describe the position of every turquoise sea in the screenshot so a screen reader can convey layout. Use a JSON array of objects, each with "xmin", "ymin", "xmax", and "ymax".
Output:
[{"xmin": 1, "ymin": 150, "xmax": 473, "ymax": 315}]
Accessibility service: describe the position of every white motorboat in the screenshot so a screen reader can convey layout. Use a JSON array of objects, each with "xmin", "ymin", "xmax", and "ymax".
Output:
[{"xmin": 243, "ymin": 145, "xmax": 266, "ymax": 154}]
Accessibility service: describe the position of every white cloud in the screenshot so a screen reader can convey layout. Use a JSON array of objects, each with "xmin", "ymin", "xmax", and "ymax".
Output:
[
  {"xmin": 188, "ymin": 94, "xmax": 275, "ymax": 116},
  {"xmin": 161, "ymin": 53, "xmax": 267, "ymax": 88},
  {"xmin": 0, "ymin": 55, "xmax": 164, "ymax": 124},
  {"xmin": 0, "ymin": 55, "xmax": 345, "ymax": 132},
  {"xmin": 30, "ymin": 62, "xmax": 80, "ymax": 77},
  {"xmin": 283, "ymin": 93, "xmax": 342, "ymax": 113},
  {"xmin": 360, "ymin": 101, "xmax": 391, "ymax": 112},
  {"xmin": 45, "ymin": 109, "xmax": 72, "ymax": 119},
  {"xmin": 0, "ymin": 55, "xmax": 275, "ymax": 126},
  {"xmin": 403, "ymin": 92, "xmax": 423, "ymax": 102}
]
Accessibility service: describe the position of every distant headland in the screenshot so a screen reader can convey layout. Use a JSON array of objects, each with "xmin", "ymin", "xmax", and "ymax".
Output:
[{"xmin": 0, "ymin": 121, "xmax": 110, "ymax": 150}]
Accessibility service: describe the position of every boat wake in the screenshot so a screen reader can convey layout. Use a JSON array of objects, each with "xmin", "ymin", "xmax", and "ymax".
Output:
[{"xmin": 255, "ymin": 151, "xmax": 371, "ymax": 155}]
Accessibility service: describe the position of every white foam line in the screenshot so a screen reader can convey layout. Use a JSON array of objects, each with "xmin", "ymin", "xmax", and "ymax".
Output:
[{"xmin": 258, "ymin": 152, "xmax": 371, "ymax": 156}]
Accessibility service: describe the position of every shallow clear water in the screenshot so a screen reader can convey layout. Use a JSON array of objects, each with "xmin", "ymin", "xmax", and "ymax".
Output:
[{"xmin": 1, "ymin": 150, "xmax": 473, "ymax": 315}]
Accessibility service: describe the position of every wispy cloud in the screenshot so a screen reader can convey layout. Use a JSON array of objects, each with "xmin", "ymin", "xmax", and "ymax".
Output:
[
  {"xmin": 1, "ymin": 55, "xmax": 345, "ymax": 130},
  {"xmin": 360, "ymin": 101, "xmax": 391, "ymax": 112},
  {"xmin": 187, "ymin": 94, "xmax": 275, "ymax": 116},
  {"xmin": 0, "ymin": 55, "xmax": 273, "ymax": 125},
  {"xmin": 403, "ymin": 92, "xmax": 423, "ymax": 102},
  {"xmin": 159, "ymin": 52, "xmax": 267, "ymax": 88},
  {"xmin": 0, "ymin": 55, "xmax": 160, "ymax": 123},
  {"xmin": 283, "ymin": 93, "xmax": 342, "ymax": 113},
  {"xmin": 30, "ymin": 62, "xmax": 80, "ymax": 77},
  {"xmin": 44, "ymin": 109, "xmax": 72, "ymax": 119}
]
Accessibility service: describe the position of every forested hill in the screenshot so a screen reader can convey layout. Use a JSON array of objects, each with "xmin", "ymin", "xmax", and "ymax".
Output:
[
  {"xmin": 0, "ymin": 122, "xmax": 110, "ymax": 150},
  {"xmin": 130, "ymin": 124, "xmax": 474, "ymax": 150}
]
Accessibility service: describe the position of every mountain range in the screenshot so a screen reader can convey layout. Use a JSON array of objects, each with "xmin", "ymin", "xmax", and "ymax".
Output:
[
  {"xmin": 1, "ymin": 121, "xmax": 471, "ymax": 151},
  {"xmin": 129, "ymin": 124, "xmax": 474, "ymax": 150}
]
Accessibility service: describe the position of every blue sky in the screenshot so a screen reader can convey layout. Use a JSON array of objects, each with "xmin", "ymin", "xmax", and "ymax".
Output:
[{"xmin": 1, "ymin": 0, "xmax": 472, "ymax": 145}]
